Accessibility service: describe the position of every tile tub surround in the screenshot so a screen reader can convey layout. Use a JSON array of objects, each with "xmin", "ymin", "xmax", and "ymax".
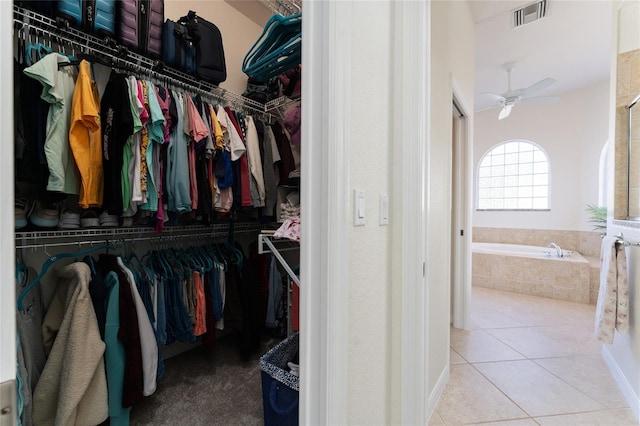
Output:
[
  {"xmin": 472, "ymin": 227, "xmax": 603, "ymax": 258},
  {"xmin": 472, "ymin": 250, "xmax": 591, "ymax": 304},
  {"xmin": 473, "ymin": 228, "xmax": 602, "ymax": 304}
]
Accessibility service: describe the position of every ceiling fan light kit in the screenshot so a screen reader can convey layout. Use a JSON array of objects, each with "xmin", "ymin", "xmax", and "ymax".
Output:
[{"xmin": 481, "ymin": 63, "xmax": 558, "ymax": 120}]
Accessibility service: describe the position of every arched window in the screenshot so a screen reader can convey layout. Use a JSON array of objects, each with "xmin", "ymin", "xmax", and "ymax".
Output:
[{"xmin": 476, "ymin": 140, "xmax": 550, "ymax": 210}]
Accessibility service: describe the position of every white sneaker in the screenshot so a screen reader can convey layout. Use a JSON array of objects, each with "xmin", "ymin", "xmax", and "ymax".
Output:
[
  {"xmin": 15, "ymin": 199, "xmax": 31, "ymax": 229},
  {"xmin": 80, "ymin": 209, "xmax": 100, "ymax": 228},
  {"xmin": 99, "ymin": 211, "xmax": 119, "ymax": 227},
  {"xmin": 59, "ymin": 209, "xmax": 80, "ymax": 229},
  {"xmin": 29, "ymin": 201, "xmax": 59, "ymax": 228}
]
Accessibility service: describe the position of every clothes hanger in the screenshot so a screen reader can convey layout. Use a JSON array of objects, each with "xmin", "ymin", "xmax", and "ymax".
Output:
[
  {"xmin": 243, "ymin": 13, "xmax": 301, "ymax": 67},
  {"xmin": 15, "ymin": 262, "xmax": 27, "ymax": 282},
  {"xmin": 17, "ymin": 244, "xmax": 116, "ymax": 311},
  {"xmin": 25, "ymin": 42, "xmax": 52, "ymax": 66},
  {"xmin": 163, "ymin": 247, "xmax": 186, "ymax": 279},
  {"xmin": 195, "ymin": 245, "xmax": 214, "ymax": 272},
  {"xmin": 129, "ymin": 250, "xmax": 154, "ymax": 283},
  {"xmin": 213, "ymin": 243, "xmax": 228, "ymax": 271},
  {"xmin": 242, "ymin": 13, "xmax": 301, "ymax": 81},
  {"xmin": 144, "ymin": 250, "xmax": 171, "ymax": 280},
  {"xmin": 82, "ymin": 255, "xmax": 98, "ymax": 277},
  {"xmin": 203, "ymin": 244, "xmax": 222, "ymax": 269}
]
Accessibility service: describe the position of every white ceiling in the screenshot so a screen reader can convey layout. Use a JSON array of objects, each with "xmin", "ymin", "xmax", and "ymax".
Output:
[{"xmin": 471, "ymin": 0, "xmax": 613, "ymax": 113}]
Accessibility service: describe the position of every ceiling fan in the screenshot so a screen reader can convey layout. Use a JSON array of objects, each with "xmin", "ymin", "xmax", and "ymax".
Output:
[{"xmin": 481, "ymin": 62, "xmax": 559, "ymax": 120}]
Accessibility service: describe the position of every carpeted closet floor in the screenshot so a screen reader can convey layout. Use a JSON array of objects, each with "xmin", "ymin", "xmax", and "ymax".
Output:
[{"xmin": 130, "ymin": 334, "xmax": 281, "ymax": 426}]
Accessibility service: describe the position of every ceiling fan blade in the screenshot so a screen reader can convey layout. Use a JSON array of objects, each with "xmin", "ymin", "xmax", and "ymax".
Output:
[
  {"xmin": 476, "ymin": 105, "xmax": 501, "ymax": 113},
  {"xmin": 520, "ymin": 96, "xmax": 560, "ymax": 104},
  {"xmin": 498, "ymin": 104, "xmax": 513, "ymax": 120},
  {"xmin": 520, "ymin": 78, "xmax": 556, "ymax": 97},
  {"xmin": 480, "ymin": 92, "xmax": 506, "ymax": 103}
]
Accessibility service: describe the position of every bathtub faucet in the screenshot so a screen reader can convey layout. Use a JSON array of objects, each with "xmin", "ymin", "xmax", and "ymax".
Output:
[{"xmin": 547, "ymin": 242, "xmax": 564, "ymax": 258}]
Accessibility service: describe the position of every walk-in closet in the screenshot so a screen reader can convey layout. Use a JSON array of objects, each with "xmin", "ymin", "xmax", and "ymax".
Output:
[{"xmin": 12, "ymin": 0, "xmax": 301, "ymax": 424}]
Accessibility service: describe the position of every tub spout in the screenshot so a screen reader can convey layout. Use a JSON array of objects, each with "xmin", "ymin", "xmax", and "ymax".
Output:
[{"xmin": 547, "ymin": 242, "xmax": 563, "ymax": 258}]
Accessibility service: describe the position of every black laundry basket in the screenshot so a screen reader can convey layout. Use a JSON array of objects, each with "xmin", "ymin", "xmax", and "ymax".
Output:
[{"xmin": 260, "ymin": 332, "xmax": 299, "ymax": 426}]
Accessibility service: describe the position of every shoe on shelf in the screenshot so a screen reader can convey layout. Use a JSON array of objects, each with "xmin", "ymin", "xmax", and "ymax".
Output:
[
  {"xmin": 58, "ymin": 209, "xmax": 80, "ymax": 230},
  {"xmin": 15, "ymin": 198, "xmax": 32, "ymax": 230},
  {"xmin": 29, "ymin": 201, "xmax": 59, "ymax": 228},
  {"xmin": 98, "ymin": 211, "xmax": 119, "ymax": 228},
  {"xmin": 80, "ymin": 209, "xmax": 100, "ymax": 228}
]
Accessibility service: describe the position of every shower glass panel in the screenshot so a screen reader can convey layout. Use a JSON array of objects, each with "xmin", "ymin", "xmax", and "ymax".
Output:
[{"xmin": 628, "ymin": 93, "xmax": 640, "ymax": 219}]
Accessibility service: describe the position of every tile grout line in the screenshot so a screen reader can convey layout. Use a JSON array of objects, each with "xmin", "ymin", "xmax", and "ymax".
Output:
[{"xmin": 435, "ymin": 288, "xmax": 633, "ymax": 425}]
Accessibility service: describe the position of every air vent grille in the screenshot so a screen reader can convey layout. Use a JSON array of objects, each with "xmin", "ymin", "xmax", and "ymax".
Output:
[{"xmin": 512, "ymin": 0, "xmax": 547, "ymax": 28}]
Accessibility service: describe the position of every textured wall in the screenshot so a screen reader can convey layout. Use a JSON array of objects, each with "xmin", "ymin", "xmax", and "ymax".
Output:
[
  {"xmin": 428, "ymin": 0, "xmax": 476, "ymax": 399},
  {"xmin": 347, "ymin": 1, "xmax": 394, "ymax": 422}
]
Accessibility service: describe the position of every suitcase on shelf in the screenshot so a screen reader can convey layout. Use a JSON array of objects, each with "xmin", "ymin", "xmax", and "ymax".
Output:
[
  {"xmin": 17, "ymin": 1, "xmax": 56, "ymax": 18},
  {"xmin": 55, "ymin": 0, "xmax": 116, "ymax": 37},
  {"xmin": 117, "ymin": 0, "xmax": 164, "ymax": 58},
  {"xmin": 178, "ymin": 11, "xmax": 227, "ymax": 85},
  {"xmin": 161, "ymin": 19, "xmax": 196, "ymax": 75}
]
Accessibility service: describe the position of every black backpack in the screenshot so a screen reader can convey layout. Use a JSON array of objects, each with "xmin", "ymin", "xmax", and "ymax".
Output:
[{"xmin": 178, "ymin": 10, "xmax": 227, "ymax": 86}]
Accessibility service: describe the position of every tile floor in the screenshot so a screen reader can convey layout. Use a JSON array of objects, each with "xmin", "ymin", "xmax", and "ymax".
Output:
[{"xmin": 430, "ymin": 286, "xmax": 638, "ymax": 425}]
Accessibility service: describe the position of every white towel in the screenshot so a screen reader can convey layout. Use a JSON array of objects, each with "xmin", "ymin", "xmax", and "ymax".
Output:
[{"xmin": 595, "ymin": 236, "xmax": 629, "ymax": 344}]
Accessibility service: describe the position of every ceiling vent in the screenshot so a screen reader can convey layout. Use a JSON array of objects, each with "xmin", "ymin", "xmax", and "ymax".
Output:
[{"xmin": 512, "ymin": 0, "xmax": 547, "ymax": 28}]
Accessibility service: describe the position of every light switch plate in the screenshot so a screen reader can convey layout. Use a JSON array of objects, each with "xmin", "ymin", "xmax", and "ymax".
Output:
[
  {"xmin": 379, "ymin": 193, "xmax": 389, "ymax": 225},
  {"xmin": 354, "ymin": 189, "xmax": 365, "ymax": 226}
]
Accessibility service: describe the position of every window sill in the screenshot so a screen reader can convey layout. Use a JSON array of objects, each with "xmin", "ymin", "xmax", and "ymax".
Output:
[{"xmin": 475, "ymin": 209, "xmax": 551, "ymax": 212}]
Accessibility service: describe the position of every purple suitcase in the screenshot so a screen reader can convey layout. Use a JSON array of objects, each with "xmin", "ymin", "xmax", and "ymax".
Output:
[{"xmin": 117, "ymin": 0, "xmax": 163, "ymax": 57}]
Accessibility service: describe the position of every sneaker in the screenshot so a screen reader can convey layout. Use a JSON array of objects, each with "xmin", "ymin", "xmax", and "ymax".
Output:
[
  {"xmin": 98, "ymin": 211, "xmax": 119, "ymax": 227},
  {"xmin": 15, "ymin": 198, "xmax": 31, "ymax": 229},
  {"xmin": 58, "ymin": 209, "xmax": 80, "ymax": 229},
  {"xmin": 80, "ymin": 209, "xmax": 100, "ymax": 228},
  {"xmin": 29, "ymin": 201, "xmax": 59, "ymax": 228}
]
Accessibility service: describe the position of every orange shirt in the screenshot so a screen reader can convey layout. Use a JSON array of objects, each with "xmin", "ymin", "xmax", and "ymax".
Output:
[{"xmin": 69, "ymin": 60, "xmax": 103, "ymax": 208}]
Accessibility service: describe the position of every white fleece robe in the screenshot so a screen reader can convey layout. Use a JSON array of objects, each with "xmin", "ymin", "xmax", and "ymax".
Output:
[{"xmin": 32, "ymin": 262, "xmax": 108, "ymax": 426}]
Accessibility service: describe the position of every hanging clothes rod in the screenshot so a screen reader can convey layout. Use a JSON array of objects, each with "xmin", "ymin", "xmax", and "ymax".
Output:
[
  {"xmin": 13, "ymin": 5, "xmax": 268, "ymax": 115},
  {"xmin": 15, "ymin": 223, "xmax": 265, "ymax": 250},
  {"xmin": 15, "ymin": 227, "xmax": 258, "ymax": 250},
  {"xmin": 15, "ymin": 223, "xmax": 263, "ymax": 241}
]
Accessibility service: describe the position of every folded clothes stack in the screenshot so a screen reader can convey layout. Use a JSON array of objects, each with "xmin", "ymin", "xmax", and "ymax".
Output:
[
  {"xmin": 280, "ymin": 190, "xmax": 300, "ymax": 222},
  {"xmin": 274, "ymin": 216, "xmax": 300, "ymax": 242}
]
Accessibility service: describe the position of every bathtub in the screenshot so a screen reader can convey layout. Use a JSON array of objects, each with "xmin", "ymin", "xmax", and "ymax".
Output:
[
  {"xmin": 473, "ymin": 242, "xmax": 572, "ymax": 258},
  {"xmin": 472, "ymin": 242, "xmax": 591, "ymax": 303}
]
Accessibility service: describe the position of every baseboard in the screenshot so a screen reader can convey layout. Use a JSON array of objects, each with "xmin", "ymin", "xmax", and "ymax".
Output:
[
  {"xmin": 426, "ymin": 365, "xmax": 450, "ymax": 422},
  {"xmin": 602, "ymin": 345, "xmax": 640, "ymax": 421}
]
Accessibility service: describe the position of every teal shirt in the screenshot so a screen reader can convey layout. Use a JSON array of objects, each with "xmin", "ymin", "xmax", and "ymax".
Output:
[
  {"xmin": 141, "ymin": 80, "xmax": 166, "ymax": 212},
  {"xmin": 104, "ymin": 271, "xmax": 131, "ymax": 426}
]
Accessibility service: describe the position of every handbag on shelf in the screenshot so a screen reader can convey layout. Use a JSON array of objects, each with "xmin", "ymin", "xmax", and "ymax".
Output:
[
  {"xmin": 177, "ymin": 10, "xmax": 227, "ymax": 85},
  {"xmin": 161, "ymin": 19, "xmax": 196, "ymax": 75}
]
